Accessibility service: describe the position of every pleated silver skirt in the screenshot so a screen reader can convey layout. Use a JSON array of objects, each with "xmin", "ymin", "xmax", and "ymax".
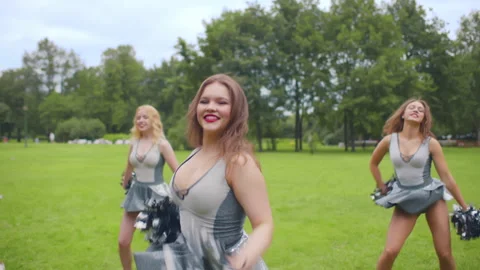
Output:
[
  {"xmin": 134, "ymin": 232, "xmax": 268, "ymax": 270},
  {"xmin": 121, "ymin": 181, "xmax": 170, "ymax": 212},
  {"xmin": 374, "ymin": 177, "xmax": 453, "ymax": 214}
]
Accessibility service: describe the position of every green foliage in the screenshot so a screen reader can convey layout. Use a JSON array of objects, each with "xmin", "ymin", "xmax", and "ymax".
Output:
[
  {"xmin": 39, "ymin": 92, "xmax": 73, "ymax": 133},
  {"xmin": 306, "ymin": 131, "xmax": 320, "ymax": 154},
  {"xmin": 166, "ymin": 116, "xmax": 189, "ymax": 150},
  {"xmin": 55, "ymin": 117, "xmax": 106, "ymax": 141},
  {"xmin": 55, "ymin": 117, "xmax": 79, "ymax": 141},
  {"xmin": 0, "ymin": 102, "xmax": 12, "ymax": 122},
  {"xmin": 103, "ymin": 133, "xmax": 130, "ymax": 142},
  {"xmin": 0, "ymin": 68, "xmax": 29, "ymax": 136},
  {"xmin": 0, "ymin": 2, "xmax": 479, "ymax": 148},
  {"xmin": 323, "ymin": 127, "xmax": 345, "ymax": 146}
]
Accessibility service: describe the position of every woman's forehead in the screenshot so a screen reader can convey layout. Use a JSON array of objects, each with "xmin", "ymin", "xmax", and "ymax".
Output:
[
  {"xmin": 201, "ymin": 82, "xmax": 230, "ymax": 99},
  {"xmin": 407, "ymin": 101, "xmax": 424, "ymax": 108},
  {"xmin": 137, "ymin": 109, "xmax": 149, "ymax": 115}
]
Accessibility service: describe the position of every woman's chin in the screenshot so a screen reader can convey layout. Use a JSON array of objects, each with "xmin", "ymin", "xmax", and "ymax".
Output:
[
  {"xmin": 202, "ymin": 127, "xmax": 226, "ymax": 137},
  {"xmin": 139, "ymin": 128, "xmax": 152, "ymax": 134},
  {"xmin": 405, "ymin": 119, "xmax": 422, "ymax": 125}
]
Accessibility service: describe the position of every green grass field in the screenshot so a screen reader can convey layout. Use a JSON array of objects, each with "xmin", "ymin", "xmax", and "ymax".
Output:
[{"xmin": 1, "ymin": 142, "xmax": 479, "ymax": 269}]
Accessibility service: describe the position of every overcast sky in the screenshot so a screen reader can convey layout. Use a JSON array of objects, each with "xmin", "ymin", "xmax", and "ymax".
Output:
[{"xmin": 0, "ymin": 0, "xmax": 478, "ymax": 71}]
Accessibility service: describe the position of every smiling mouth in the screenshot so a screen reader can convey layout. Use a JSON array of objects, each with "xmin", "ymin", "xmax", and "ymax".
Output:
[{"xmin": 204, "ymin": 114, "xmax": 220, "ymax": 123}]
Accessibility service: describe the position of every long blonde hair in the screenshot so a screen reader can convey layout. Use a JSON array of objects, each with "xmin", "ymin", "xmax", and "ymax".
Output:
[
  {"xmin": 130, "ymin": 105, "xmax": 166, "ymax": 143},
  {"xmin": 383, "ymin": 98, "xmax": 435, "ymax": 139}
]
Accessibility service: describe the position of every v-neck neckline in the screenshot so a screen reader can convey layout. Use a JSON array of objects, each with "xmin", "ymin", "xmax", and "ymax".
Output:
[
  {"xmin": 135, "ymin": 140, "xmax": 155, "ymax": 163},
  {"xmin": 171, "ymin": 148, "xmax": 221, "ymax": 200},
  {"xmin": 396, "ymin": 133, "xmax": 425, "ymax": 163}
]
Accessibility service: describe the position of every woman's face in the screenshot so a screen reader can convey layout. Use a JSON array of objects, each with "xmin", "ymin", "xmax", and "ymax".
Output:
[
  {"xmin": 403, "ymin": 101, "xmax": 425, "ymax": 124},
  {"xmin": 196, "ymin": 82, "xmax": 232, "ymax": 135},
  {"xmin": 135, "ymin": 108, "xmax": 152, "ymax": 133}
]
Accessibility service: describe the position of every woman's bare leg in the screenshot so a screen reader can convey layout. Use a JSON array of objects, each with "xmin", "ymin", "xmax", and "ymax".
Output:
[
  {"xmin": 425, "ymin": 200, "xmax": 456, "ymax": 270},
  {"xmin": 118, "ymin": 211, "xmax": 139, "ymax": 270},
  {"xmin": 377, "ymin": 207, "xmax": 419, "ymax": 270}
]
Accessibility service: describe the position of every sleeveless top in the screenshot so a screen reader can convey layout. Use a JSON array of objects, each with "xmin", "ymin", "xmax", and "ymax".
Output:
[
  {"xmin": 128, "ymin": 139, "xmax": 165, "ymax": 186},
  {"xmin": 170, "ymin": 148, "xmax": 246, "ymax": 258},
  {"xmin": 389, "ymin": 133, "xmax": 432, "ymax": 187}
]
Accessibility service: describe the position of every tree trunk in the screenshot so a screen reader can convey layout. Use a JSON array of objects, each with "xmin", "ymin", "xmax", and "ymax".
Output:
[
  {"xmin": 256, "ymin": 120, "xmax": 263, "ymax": 152},
  {"xmin": 350, "ymin": 111, "xmax": 356, "ymax": 152},
  {"xmin": 299, "ymin": 114, "xmax": 303, "ymax": 151},
  {"xmin": 295, "ymin": 102, "xmax": 300, "ymax": 152},
  {"xmin": 344, "ymin": 110, "xmax": 349, "ymax": 152},
  {"xmin": 271, "ymin": 137, "xmax": 277, "ymax": 151},
  {"xmin": 294, "ymin": 80, "xmax": 301, "ymax": 152},
  {"xmin": 16, "ymin": 128, "xmax": 21, "ymax": 142}
]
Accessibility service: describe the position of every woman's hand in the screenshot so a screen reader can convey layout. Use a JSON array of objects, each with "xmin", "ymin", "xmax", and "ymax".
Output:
[
  {"xmin": 227, "ymin": 252, "xmax": 248, "ymax": 270},
  {"xmin": 121, "ymin": 178, "xmax": 130, "ymax": 189},
  {"xmin": 377, "ymin": 182, "xmax": 388, "ymax": 195}
]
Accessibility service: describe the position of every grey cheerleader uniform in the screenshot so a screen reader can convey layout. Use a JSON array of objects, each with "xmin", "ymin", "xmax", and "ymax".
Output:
[
  {"xmin": 133, "ymin": 148, "xmax": 269, "ymax": 269},
  {"xmin": 375, "ymin": 133, "xmax": 453, "ymax": 214},
  {"xmin": 135, "ymin": 149, "xmax": 268, "ymax": 270},
  {"xmin": 169, "ymin": 148, "xmax": 268, "ymax": 269},
  {"xmin": 121, "ymin": 140, "xmax": 170, "ymax": 212}
]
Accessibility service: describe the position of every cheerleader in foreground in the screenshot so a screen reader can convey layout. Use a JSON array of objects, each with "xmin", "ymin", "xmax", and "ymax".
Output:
[{"xmin": 135, "ymin": 74, "xmax": 274, "ymax": 269}]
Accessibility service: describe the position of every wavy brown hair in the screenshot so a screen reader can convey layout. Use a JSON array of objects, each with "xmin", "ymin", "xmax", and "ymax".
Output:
[
  {"xmin": 383, "ymin": 98, "xmax": 435, "ymax": 139},
  {"xmin": 186, "ymin": 74, "xmax": 260, "ymax": 172}
]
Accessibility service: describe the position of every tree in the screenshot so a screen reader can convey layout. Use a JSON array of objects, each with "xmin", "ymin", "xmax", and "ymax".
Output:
[
  {"xmin": 386, "ymin": 0, "xmax": 454, "ymax": 133},
  {"xmin": 101, "ymin": 45, "xmax": 146, "ymax": 132},
  {"xmin": 198, "ymin": 4, "xmax": 280, "ymax": 151},
  {"xmin": 327, "ymin": 0, "xmax": 435, "ymax": 151},
  {"xmin": 38, "ymin": 92, "xmax": 73, "ymax": 134},
  {"xmin": 0, "ymin": 69, "xmax": 26, "ymax": 138},
  {"xmin": 22, "ymin": 38, "xmax": 83, "ymax": 94},
  {"xmin": 270, "ymin": 0, "xmax": 330, "ymax": 151},
  {"xmin": 454, "ymin": 11, "xmax": 480, "ymax": 143}
]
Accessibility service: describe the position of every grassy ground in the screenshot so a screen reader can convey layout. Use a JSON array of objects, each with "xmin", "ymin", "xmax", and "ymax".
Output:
[{"xmin": 0, "ymin": 142, "xmax": 479, "ymax": 269}]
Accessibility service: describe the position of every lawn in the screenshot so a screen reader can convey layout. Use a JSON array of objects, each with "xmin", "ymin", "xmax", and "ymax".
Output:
[{"xmin": 1, "ymin": 142, "xmax": 479, "ymax": 269}]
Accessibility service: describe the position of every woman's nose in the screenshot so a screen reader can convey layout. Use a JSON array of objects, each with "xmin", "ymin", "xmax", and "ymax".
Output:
[{"xmin": 206, "ymin": 103, "xmax": 216, "ymax": 111}]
